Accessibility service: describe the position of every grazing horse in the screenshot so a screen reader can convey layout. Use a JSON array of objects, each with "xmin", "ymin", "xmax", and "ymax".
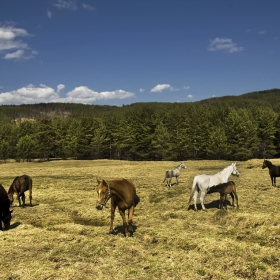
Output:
[
  {"xmin": 96, "ymin": 178, "xmax": 140, "ymax": 237},
  {"xmin": 0, "ymin": 184, "xmax": 13, "ymax": 230},
  {"xmin": 163, "ymin": 162, "xmax": 187, "ymax": 187},
  {"xmin": 262, "ymin": 159, "xmax": 280, "ymax": 187},
  {"xmin": 8, "ymin": 175, "xmax": 33, "ymax": 207},
  {"xmin": 188, "ymin": 163, "xmax": 240, "ymax": 211},
  {"xmin": 207, "ymin": 181, "xmax": 239, "ymax": 210}
]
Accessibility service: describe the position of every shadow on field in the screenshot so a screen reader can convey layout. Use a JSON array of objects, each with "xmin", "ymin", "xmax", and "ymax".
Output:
[
  {"xmin": 11, "ymin": 203, "xmax": 39, "ymax": 208},
  {"xmin": 188, "ymin": 199, "xmax": 234, "ymax": 211},
  {"xmin": 109, "ymin": 224, "xmax": 138, "ymax": 237},
  {"xmin": 9, "ymin": 221, "xmax": 21, "ymax": 229}
]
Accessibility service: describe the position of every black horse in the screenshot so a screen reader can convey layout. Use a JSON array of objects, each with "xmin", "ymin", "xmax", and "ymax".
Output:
[{"xmin": 262, "ymin": 159, "xmax": 280, "ymax": 187}]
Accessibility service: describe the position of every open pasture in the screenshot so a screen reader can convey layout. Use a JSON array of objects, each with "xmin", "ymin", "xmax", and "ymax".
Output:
[{"xmin": 0, "ymin": 159, "xmax": 280, "ymax": 280}]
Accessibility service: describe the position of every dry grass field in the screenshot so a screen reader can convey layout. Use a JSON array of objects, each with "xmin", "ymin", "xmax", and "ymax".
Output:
[{"xmin": 0, "ymin": 159, "xmax": 280, "ymax": 280}]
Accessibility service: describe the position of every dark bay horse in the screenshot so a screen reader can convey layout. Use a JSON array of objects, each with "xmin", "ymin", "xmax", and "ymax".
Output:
[
  {"xmin": 96, "ymin": 178, "xmax": 140, "ymax": 237},
  {"xmin": 8, "ymin": 175, "xmax": 33, "ymax": 207},
  {"xmin": 207, "ymin": 181, "xmax": 239, "ymax": 210},
  {"xmin": 0, "ymin": 184, "xmax": 13, "ymax": 230},
  {"xmin": 163, "ymin": 162, "xmax": 187, "ymax": 187},
  {"xmin": 262, "ymin": 159, "xmax": 280, "ymax": 187}
]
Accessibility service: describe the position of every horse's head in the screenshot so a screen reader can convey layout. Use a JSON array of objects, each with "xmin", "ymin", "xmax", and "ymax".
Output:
[
  {"xmin": 231, "ymin": 163, "xmax": 240, "ymax": 177},
  {"xmin": 2, "ymin": 209, "xmax": 13, "ymax": 230},
  {"xmin": 181, "ymin": 162, "xmax": 187, "ymax": 169},
  {"xmin": 96, "ymin": 179, "xmax": 111, "ymax": 210},
  {"xmin": 262, "ymin": 159, "xmax": 270, "ymax": 169}
]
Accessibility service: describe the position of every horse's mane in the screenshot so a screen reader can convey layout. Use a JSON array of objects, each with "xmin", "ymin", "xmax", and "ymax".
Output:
[{"xmin": 264, "ymin": 159, "xmax": 274, "ymax": 167}]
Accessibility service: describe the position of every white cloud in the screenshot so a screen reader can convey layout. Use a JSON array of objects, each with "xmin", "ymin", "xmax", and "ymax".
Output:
[
  {"xmin": 82, "ymin": 3, "xmax": 95, "ymax": 10},
  {"xmin": 57, "ymin": 84, "xmax": 65, "ymax": 93},
  {"xmin": 47, "ymin": 10, "xmax": 53, "ymax": 18},
  {"xmin": 208, "ymin": 38, "xmax": 243, "ymax": 53},
  {"xmin": 184, "ymin": 86, "xmax": 190, "ymax": 90},
  {"xmin": 53, "ymin": 0, "xmax": 78, "ymax": 10},
  {"xmin": 258, "ymin": 31, "xmax": 266, "ymax": 35},
  {"xmin": 0, "ymin": 24, "xmax": 37, "ymax": 60},
  {"xmin": 4, "ymin": 50, "xmax": 24, "ymax": 59},
  {"xmin": 139, "ymin": 88, "xmax": 145, "ymax": 92},
  {"xmin": 187, "ymin": 94, "xmax": 193, "ymax": 98},
  {"xmin": 0, "ymin": 84, "xmax": 135, "ymax": 105},
  {"xmin": 150, "ymin": 84, "xmax": 174, "ymax": 92}
]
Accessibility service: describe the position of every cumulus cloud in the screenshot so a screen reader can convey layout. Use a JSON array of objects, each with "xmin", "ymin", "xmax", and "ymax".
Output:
[
  {"xmin": 0, "ymin": 24, "xmax": 37, "ymax": 60},
  {"xmin": 187, "ymin": 94, "xmax": 193, "ymax": 98},
  {"xmin": 150, "ymin": 84, "xmax": 176, "ymax": 92},
  {"xmin": 184, "ymin": 86, "xmax": 190, "ymax": 90},
  {"xmin": 208, "ymin": 38, "xmax": 243, "ymax": 53},
  {"xmin": 0, "ymin": 84, "xmax": 135, "ymax": 105},
  {"xmin": 139, "ymin": 88, "xmax": 145, "ymax": 92},
  {"xmin": 57, "ymin": 84, "xmax": 65, "ymax": 93}
]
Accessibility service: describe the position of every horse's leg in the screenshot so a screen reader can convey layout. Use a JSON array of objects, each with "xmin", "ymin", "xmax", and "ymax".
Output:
[
  {"xmin": 109, "ymin": 200, "xmax": 116, "ymax": 234},
  {"xmin": 21, "ymin": 193, "xmax": 26, "ymax": 206},
  {"xmin": 176, "ymin": 176, "xmax": 179, "ymax": 185},
  {"xmin": 127, "ymin": 206, "xmax": 135, "ymax": 235},
  {"xmin": 224, "ymin": 194, "xmax": 228, "ymax": 210},
  {"xmin": 193, "ymin": 190, "xmax": 198, "ymax": 211},
  {"xmin": 229, "ymin": 192, "xmax": 235, "ymax": 207},
  {"xmin": 118, "ymin": 209, "xmax": 128, "ymax": 237},
  {"xmin": 199, "ymin": 191, "xmax": 207, "ymax": 211},
  {"xmin": 270, "ymin": 175, "xmax": 274, "ymax": 186},
  {"xmin": 29, "ymin": 189, "xmax": 32, "ymax": 206},
  {"xmin": 234, "ymin": 191, "xmax": 239, "ymax": 209},
  {"xmin": 17, "ymin": 193, "xmax": 21, "ymax": 207}
]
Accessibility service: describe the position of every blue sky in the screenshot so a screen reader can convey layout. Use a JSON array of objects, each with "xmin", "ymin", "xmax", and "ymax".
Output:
[{"xmin": 0, "ymin": 0, "xmax": 279, "ymax": 106}]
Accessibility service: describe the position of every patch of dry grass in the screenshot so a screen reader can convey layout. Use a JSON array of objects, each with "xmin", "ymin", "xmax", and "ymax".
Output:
[{"xmin": 1, "ymin": 159, "xmax": 280, "ymax": 279}]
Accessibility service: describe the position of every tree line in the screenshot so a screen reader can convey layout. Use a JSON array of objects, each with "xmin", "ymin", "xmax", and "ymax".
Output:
[{"xmin": 0, "ymin": 100, "xmax": 279, "ymax": 162}]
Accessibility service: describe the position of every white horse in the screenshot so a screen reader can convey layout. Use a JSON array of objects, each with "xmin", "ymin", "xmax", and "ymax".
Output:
[
  {"xmin": 188, "ymin": 163, "xmax": 240, "ymax": 211},
  {"xmin": 163, "ymin": 162, "xmax": 187, "ymax": 187}
]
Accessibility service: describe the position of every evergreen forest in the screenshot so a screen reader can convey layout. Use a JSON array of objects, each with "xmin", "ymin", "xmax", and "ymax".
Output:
[{"xmin": 0, "ymin": 89, "xmax": 280, "ymax": 162}]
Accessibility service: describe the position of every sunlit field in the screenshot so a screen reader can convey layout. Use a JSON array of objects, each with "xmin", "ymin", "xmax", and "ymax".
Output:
[{"xmin": 1, "ymin": 159, "xmax": 280, "ymax": 280}]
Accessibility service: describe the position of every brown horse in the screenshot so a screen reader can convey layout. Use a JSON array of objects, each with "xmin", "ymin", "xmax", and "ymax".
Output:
[
  {"xmin": 8, "ymin": 175, "xmax": 33, "ymax": 207},
  {"xmin": 207, "ymin": 181, "xmax": 239, "ymax": 210},
  {"xmin": 96, "ymin": 178, "xmax": 140, "ymax": 237},
  {"xmin": 262, "ymin": 159, "xmax": 280, "ymax": 187},
  {"xmin": 0, "ymin": 184, "xmax": 13, "ymax": 230}
]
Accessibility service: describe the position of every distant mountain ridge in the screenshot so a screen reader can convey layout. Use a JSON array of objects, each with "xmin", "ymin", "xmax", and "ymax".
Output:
[{"xmin": 0, "ymin": 88, "xmax": 279, "ymax": 120}]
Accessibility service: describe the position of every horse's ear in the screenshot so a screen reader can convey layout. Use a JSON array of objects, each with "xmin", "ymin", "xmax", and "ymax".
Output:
[
  {"xmin": 102, "ymin": 180, "xmax": 108, "ymax": 187},
  {"xmin": 96, "ymin": 178, "xmax": 101, "ymax": 184}
]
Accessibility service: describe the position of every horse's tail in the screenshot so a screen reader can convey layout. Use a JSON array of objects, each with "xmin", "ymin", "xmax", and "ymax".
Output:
[
  {"xmin": 162, "ymin": 171, "xmax": 168, "ymax": 183},
  {"xmin": 134, "ymin": 194, "xmax": 140, "ymax": 207},
  {"xmin": 188, "ymin": 176, "xmax": 198, "ymax": 205},
  {"xmin": 19, "ymin": 175, "xmax": 31, "ymax": 195}
]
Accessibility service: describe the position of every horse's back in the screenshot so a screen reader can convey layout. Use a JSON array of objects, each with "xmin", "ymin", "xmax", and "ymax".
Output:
[{"xmin": 108, "ymin": 178, "xmax": 137, "ymax": 195}]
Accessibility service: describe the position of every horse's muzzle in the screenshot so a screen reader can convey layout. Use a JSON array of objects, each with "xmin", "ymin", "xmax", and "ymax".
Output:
[{"xmin": 96, "ymin": 204, "xmax": 104, "ymax": 210}]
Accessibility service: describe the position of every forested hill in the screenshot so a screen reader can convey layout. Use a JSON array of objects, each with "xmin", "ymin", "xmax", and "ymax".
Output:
[
  {"xmin": 199, "ymin": 88, "xmax": 280, "ymax": 112},
  {"xmin": 0, "ymin": 88, "xmax": 279, "ymax": 162},
  {"xmin": 0, "ymin": 88, "xmax": 280, "ymax": 120}
]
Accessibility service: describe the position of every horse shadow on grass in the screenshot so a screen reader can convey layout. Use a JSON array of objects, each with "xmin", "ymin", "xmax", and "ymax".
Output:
[
  {"xmin": 108, "ymin": 224, "xmax": 138, "ymax": 237},
  {"xmin": 188, "ymin": 199, "xmax": 234, "ymax": 211},
  {"xmin": 12, "ymin": 203, "xmax": 39, "ymax": 208},
  {"xmin": 9, "ymin": 222, "xmax": 21, "ymax": 230}
]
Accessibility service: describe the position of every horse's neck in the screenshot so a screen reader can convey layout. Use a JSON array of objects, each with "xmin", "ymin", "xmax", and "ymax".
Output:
[
  {"xmin": 218, "ymin": 166, "xmax": 232, "ymax": 180},
  {"xmin": 109, "ymin": 185, "xmax": 125, "ymax": 201}
]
